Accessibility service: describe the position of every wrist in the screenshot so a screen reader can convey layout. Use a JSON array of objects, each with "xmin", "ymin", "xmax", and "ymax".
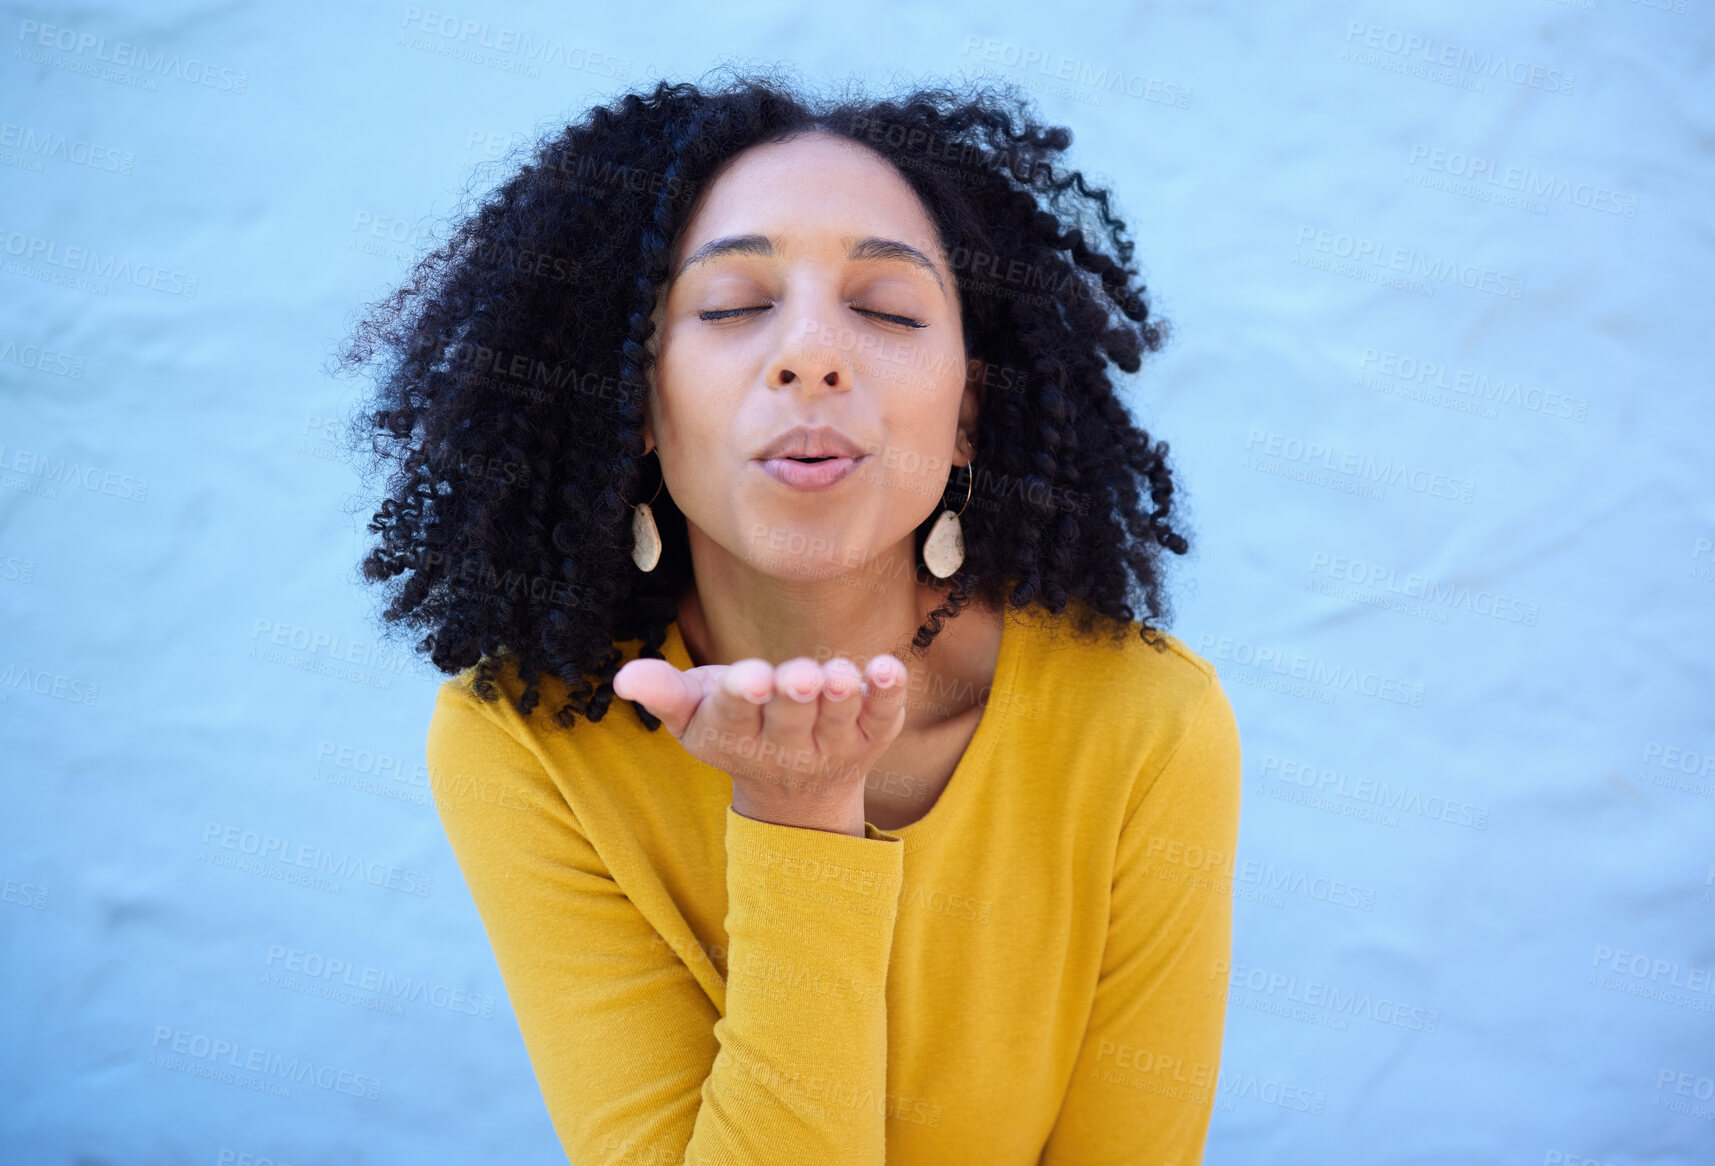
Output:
[{"xmin": 731, "ymin": 788, "xmax": 867, "ymax": 837}]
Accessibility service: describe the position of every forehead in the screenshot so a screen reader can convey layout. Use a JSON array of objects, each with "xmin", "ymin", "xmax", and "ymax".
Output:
[{"xmin": 673, "ymin": 132, "xmax": 944, "ymax": 265}]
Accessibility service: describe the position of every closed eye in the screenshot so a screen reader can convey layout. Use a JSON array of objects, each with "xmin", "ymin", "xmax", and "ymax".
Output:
[
  {"xmin": 858, "ymin": 307, "xmax": 927, "ymax": 329},
  {"xmin": 698, "ymin": 305, "xmax": 927, "ymax": 328}
]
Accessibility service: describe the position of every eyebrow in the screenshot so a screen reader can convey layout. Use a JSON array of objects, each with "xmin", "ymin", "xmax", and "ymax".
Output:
[{"xmin": 671, "ymin": 233, "xmax": 947, "ymax": 296}]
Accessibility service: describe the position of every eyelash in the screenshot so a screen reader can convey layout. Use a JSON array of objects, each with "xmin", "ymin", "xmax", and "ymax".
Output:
[{"xmin": 699, "ymin": 305, "xmax": 926, "ymax": 328}]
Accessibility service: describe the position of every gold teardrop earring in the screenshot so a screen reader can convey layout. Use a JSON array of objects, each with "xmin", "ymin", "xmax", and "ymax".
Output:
[
  {"xmin": 630, "ymin": 449, "xmax": 664, "ymax": 573},
  {"xmin": 922, "ymin": 436, "xmax": 974, "ymax": 579}
]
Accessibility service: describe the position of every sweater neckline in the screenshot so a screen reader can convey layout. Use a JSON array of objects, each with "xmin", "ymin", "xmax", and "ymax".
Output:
[{"xmin": 656, "ymin": 606, "xmax": 1027, "ymax": 852}]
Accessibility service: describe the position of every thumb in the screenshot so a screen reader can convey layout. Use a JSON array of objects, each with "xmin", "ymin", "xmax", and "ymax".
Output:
[{"xmin": 613, "ymin": 658, "xmax": 705, "ymax": 736}]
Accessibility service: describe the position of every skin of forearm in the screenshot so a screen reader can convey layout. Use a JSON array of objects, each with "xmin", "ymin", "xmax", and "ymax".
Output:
[{"xmin": 730, "ymin": 784, "xmax": 869, "ymax": 836}]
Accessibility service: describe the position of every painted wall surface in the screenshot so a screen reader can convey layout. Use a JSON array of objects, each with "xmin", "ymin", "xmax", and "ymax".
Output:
[{"xmin": 3, "ymin": 1, "xmax": 1711, "ymax": 1163}]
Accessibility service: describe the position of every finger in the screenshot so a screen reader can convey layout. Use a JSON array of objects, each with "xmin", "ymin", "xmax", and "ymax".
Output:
[
  {"xmin": 812, "ymin": 658, "xmax": 866, "ymax": 772},
  {"xmin": 682, "ymin": 661, "xmax": 772, "ymax": 777},
  {"xmin": 612, "ymin": 658, "xmax": 705, "ymax": 737},
  {"xmin": 682, "ymin": 658, "xmax": 773, "ymax": 758},
  {"xmin": 855, "ymin": 654, "xmax": 908, "ymax": 746},
  {"xmin": 760, "ymin": 657, "xmax": 824, "ymax": 749}
]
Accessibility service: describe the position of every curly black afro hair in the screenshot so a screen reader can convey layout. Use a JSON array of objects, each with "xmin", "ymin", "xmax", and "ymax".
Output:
[{"xmin": 334, "ymin": 65, "xmax": 1194, "ymax": 732}]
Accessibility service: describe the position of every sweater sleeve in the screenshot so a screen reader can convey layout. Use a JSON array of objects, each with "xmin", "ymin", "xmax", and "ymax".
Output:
[
  {"xmin": 1037, "ymin": 675, "xmax": 1243, "ymax": 1166},
  {"xmin": 425, "ymin": 682, "xmax": 906, "ymax": 1166}
]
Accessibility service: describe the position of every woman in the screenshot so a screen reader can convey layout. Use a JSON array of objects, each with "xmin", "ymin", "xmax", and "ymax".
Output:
[{"xmin": 339, "ymin": 69, "xmax": 1241, "ymax": 1166}]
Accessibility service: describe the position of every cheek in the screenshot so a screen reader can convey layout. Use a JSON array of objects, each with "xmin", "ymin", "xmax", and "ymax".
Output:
[
  {"xmin": 652, "ymin": 354, "xmax": 741, "ymax": 499},
  {"xmin": 883, "ymin": 335, "xmax": 965, "ymax": 409},
  {"xmin": 650, "ymin": 349, "xmax": 705, "ymax": 442},
  {"xmin": 879, "ymin": 376, "xmax": 964, "ymax": 461}
]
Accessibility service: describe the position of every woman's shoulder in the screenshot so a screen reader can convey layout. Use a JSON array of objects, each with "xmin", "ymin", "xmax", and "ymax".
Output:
[
  {"xmin": 427, "ymin": 650, "xmax": 633, "ymax": 762},
  {"xmin": 1011, "ymin": 601, "xmax": 1238, "ymax": 795},
  {"xmin": 425, "ymin": 647, "xmax": 678, "ymax": 828},
  {"xmin": 1013, "ymin": 600, "xmax": 1220, "ymax": 708}
]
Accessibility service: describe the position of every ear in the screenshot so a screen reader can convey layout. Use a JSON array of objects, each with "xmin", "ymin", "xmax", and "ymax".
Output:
[{"xmin": 957, "ymin": 357, "xmax": 987, "ymax": 466}]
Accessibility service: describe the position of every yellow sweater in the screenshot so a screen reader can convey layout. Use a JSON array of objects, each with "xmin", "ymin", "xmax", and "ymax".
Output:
[{"xmin": 425, "ymin": 604, "xmax": 1243, "ymax": 1165}]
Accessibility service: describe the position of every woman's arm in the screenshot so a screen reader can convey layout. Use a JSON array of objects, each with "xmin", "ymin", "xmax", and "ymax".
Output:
[
  {"xmin": 1036, "ymin": 677, "xmax": 1244, "ymax": 1166},
  {"xmin": 426, "ymin": 682, "xmax": 905, "ymax": 1165}
]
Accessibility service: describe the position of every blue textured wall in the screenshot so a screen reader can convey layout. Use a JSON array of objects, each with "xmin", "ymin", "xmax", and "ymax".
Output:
[{"xmin": 3, "ymin": 2, "xmax": 1712, "ymax": 1163}]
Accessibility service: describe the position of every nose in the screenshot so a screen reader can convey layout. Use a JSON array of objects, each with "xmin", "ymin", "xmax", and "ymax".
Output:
[
  {"xmin": 775, "ymin": 365, "xmax": 841, "ymax": 390},
  {"xmin": 766, "ymin": 303, "xmax": 855, "ymax": 396}
]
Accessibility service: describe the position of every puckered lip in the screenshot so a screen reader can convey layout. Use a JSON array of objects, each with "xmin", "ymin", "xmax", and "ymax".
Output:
[{"xmin": 752, "ymin": 424, "xmax": 869, "ymax": 461}]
